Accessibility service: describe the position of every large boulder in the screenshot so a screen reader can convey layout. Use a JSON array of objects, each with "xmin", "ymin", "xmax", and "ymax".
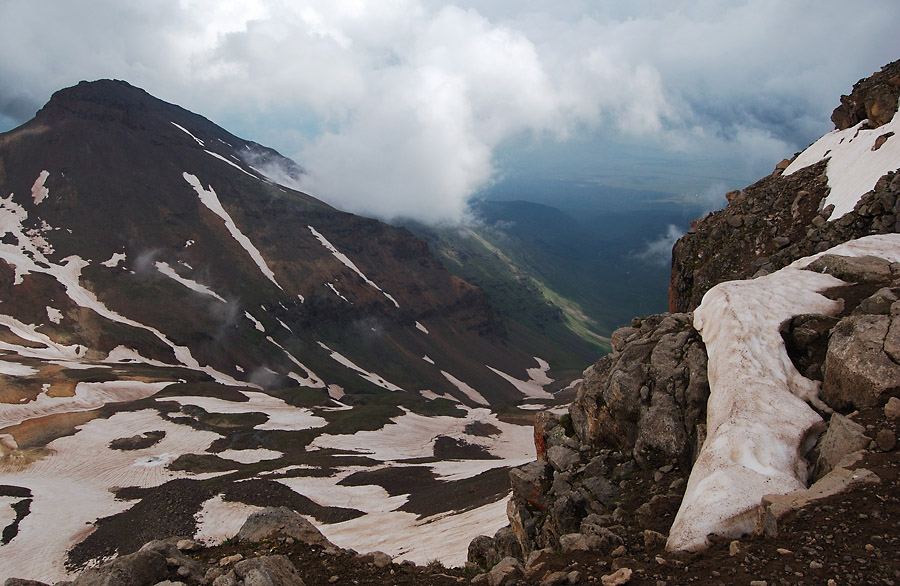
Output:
[
  {"xmin": 234, "ymin": 555, "xmax": 305, "ymax": 586},
  {"xmin": 236, "ymin": 507, "xmax": 332, "ymax": 547},
  {"xmin": 822, "ymin": 314, "xmax": 900, "ymax": 409},
  {"xmin": 71, "ymin": 550, "xmax": 167, "ymax": 586}
]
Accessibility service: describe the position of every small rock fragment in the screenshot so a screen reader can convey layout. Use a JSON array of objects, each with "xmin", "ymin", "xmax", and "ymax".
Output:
[
  {"xmin": 876, "ymin": 429, "xmax": 896, "ymax": 451},
  {"xmin": 601, "ymin": 567, "xmax": 632, "ymax": 586},
  {"xmin": 885, "ymin": 397, "xmax": 900, "ymax": 419}
]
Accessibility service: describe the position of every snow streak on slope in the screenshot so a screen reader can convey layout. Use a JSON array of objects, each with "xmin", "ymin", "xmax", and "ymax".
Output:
[
  {"xmin": 266, "ymin": 336, "xmax": 325, "ymax": 388},
  {"xmin": 159, "ymin": 391, "xmax": 328, "ymax": 431},
  {"xmin": 668, "ymin": 234, "xmax": 900, "ymax": 551},
  {"xmin": 317, "ymin": 342, "xmax": 403, "ymax": 391},
  {"xmin": 171, "ymin": 121, "xmax": 204, "ymax": 146},
  {"xmin": 308, "ymin": 226, "xmax": 400, "ymax": 308},
  {"xmin": 155, "ymin": 261, "xmax": 226, "ymax": 302},
  {"xmin": 784, "ymin": 99, "xmax": 900, "ymax": 218},
  {"xmin": 204, "ymin": 149, "xmax": 257, "ymax": 179},
  {"xmin": 183, "ymin": 172, "xmax": 282, "ymax": 290},
  {"xmin": 486, "ymin": 357, "xmax": 553, "ymax": 399},
  {"xmin": 440, "ymin": 370, "xmax": 489, "ymax": 405}
]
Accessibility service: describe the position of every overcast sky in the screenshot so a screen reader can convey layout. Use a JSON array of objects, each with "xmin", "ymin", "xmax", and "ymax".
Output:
[{"xmin": 2, "ymin": 1, "xmax": 899, "ymax": 223}]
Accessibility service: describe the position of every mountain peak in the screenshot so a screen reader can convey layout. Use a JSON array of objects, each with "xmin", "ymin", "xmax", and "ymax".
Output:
[{"xmin": 831, "ymin": 58, "xmax": 900, "ymax": 130}]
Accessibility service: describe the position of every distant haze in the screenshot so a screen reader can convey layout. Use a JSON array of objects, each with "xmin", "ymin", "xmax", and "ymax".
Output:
[{"xmin": 2, "ymin": 1, "xmax": 899, "ymax": 223}]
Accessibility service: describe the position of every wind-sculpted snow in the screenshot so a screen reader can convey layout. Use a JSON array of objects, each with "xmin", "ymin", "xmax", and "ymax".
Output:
[
  {"xmin": 184, "ymin": 172, "xmax": 282, "ymax": 289},
  {"xmin": 308, "ymin": 226, "xmax": 400, "ymax": 308},
  {"xmin": 784, "ymin": 98, "xmax": 900, "ymax": 218},
  {"xmin": 667, "ymin": 234, "xmax": 900, "ymax": 551}
]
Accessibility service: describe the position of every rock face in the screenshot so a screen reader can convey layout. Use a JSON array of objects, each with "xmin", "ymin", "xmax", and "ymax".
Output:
[
  {"xmin": 831, "ymin": 59, "xmax": 900, "ymax": 130},
  {"xmin": 670, "ymin": 59, "xmax": 900, "ymax": 314}
]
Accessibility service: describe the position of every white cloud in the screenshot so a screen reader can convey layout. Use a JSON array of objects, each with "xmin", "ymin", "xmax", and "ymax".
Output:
[
  {"xmin": 632, "ymin": 224, "xmax": 684, "ymax": 267},
  {"xmin": 1, "ymin": 1, "xmax": 899, "ymax": 222}
]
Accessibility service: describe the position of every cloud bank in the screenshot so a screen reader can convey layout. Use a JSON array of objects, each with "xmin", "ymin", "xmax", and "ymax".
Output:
[{"xmin": 1, "ymin": 1, "xmax": 899, "ymax": 222}]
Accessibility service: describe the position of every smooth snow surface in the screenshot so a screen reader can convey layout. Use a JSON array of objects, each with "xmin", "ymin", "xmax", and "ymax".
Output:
[
  {"xmin": 155, "ymin": 261, "xmax": 226, "ymax": 302},
  {"xmin": 308, "ymin": 226, "xmax": 400, "ymax": 308},
  {"xmin": 216, "ymin": 448, "xmax": 283, "ymax": 464},
  {"xmin": 31, "ymin": 170, "xmax": 50, "ymax": 204},
  {"xmin": 668, "ymin": 234, "xmax": 900, "ymax": 551},
  {"xmin": 184, "ymin": 172, "xmax": 282, "ymax": 289},
  {"xmin": 0, "ymin": 359, "xmax": 38, "ymax": 376},
  {"xmin": 784, "ymin": 100, "xmax": 900, "ymax": 218}
]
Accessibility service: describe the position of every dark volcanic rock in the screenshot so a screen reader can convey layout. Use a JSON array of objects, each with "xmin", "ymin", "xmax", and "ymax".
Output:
[{"xmin": 831, "ymin": 59, "xmax": 900, "ymax": 130}]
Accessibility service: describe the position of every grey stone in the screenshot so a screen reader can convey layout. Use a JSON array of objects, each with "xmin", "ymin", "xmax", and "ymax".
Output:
[
  {"xmin": 546, "ymin": 446, "xmax": 580, "ymax": 472},
  {"xmin": 823, "ymin": 315, "xmax": 900, "ymax": 409},
  {"xmin": 234, "ymin": 556, "xmax": 304, "ymax": 586},
  {"xmin": 885, "ymin": 397, "xmax": 900, "ymax": 419},
  {"xmin": 876, "ymin": 429, "xmax": 896, "ymax": 451},
  {"xmin": 486, "ymin": 557, "xmax": 523, "ymax": 586},
  {"xmin": 811, "ymin": 413, "xmax": 870, "ymax": 480},
  {"xmin": 71, "ymin": 550, "xmax": 168, "ymax": 586},
  {"xmin": 468, "ymin": 535, "xmax": 500, "ymax": 571},
  {"xmin": 237, "ymin": 507, "xmax": 330, "ymax": 547}
]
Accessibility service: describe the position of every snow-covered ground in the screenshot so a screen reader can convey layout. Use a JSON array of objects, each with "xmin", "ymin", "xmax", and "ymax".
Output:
[
  {"xmin": 784, "ymin": 97, "xmax": 900, "ymax": 218},
  {"xmin": 668, "ymin": 234, "xmax": 900, "ymax": 551}
]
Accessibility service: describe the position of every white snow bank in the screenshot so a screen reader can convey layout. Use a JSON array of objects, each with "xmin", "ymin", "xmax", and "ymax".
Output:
[
  {"xmin": 784, "ymin": 99, "xmax": 900, "ymax": 218},
  {"xmin": 216, "ymin": 448, "xmax": 283, "ymax": 464},
  {"xmin": 184, "ymin": 172, "xmax": 281, "ymax": 290},
  {"xmin": 155, "ymin": 261, "xmax": 226, "ymax": 302},
  {"xmin": 204, "ymin": 149, "xmax": 257, "ymax": 179},
  {"xmin": 100, "ymin": 252, "xmax": 126, "ymax": 268},
  {"xmin": 308, "ymin": 226, "xmax": 400, "ymax": 308},
  {"xmin": 0, "ymin": 359, "xmax": 39, "ymax": 377},
  {"xmin": 668, "ymin": 233, "xmax": 900, "ymax": 551},
  {"xmin": 31, "ymin": 170, "xmax": 50, "ymax": 205}
]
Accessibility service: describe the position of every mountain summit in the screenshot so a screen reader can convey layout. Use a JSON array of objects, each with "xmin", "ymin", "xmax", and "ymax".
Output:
[{"xmin": 0, "ymin": 80, "xmax": 567, "ymax": 581}]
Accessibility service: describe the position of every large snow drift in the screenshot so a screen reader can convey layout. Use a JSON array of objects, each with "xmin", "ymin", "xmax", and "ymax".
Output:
[{"xmin": 668, "ymin": 234, "xmax": 900, "ymax": 551}]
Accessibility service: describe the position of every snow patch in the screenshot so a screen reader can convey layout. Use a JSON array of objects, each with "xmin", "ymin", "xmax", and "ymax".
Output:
[
  {"xmin": 244, "ymin": 311, "xmax": 265, "ymax": 332},
  {"xmin": 155, "ymin": 261, "xmax": 226, "ymax": 302},
  {"xmin": 0, "ymin": 359, "xmax": 38, "ymax": 376},
  {"xmin": 422, "ymin": 355, "xmax": 435, "ymax": 365},
  {"xmin": 784, "ymin": 101, "xmax": 900, "ymax": 218},
  {"xmin": 308, "ymin": 226, "xmax": 400, "ymax": 308},
  {"xmin": 326, "ymin": 282, "xmax": 350, "ymax": 303},
  {"xmin": 160, "ymin": 391, "xmax": 327, "ymax": 432},
  {"xmin": 266, "ymin": 336, "xmax": 325, "ymax": 388},
  {"xmin": 216, "ymin": 448, "xmax": 283, "ymax": 464},
  {"xmin": 440, "ymin": 371, "xmax": 489, "ymax": 405},
  {"xmin": 45, "ymin": 306, "xmax": 63, "ymax": 324},
  {"xmin": 668, "ymin": 234, "xmax": 900, "ymax": 551},
  {"xmin": 101, "ymin": 252, "xmax": 127, "ymax": 268},
  {"xmin": 31, "ymin": 170, "xmax": 50, "ymax": 204},
  {"xmin": 415, "ymin": 321, "xmax": 429, "ymax": 334},
  {"xmin": 184, "ymin": 172, "xmax": 281, "ymax": 290},
  {"xmin": 204, "ymin": 149, "xmax": 258, "ymax": 179},
  {"xmin": 487, "ymin": 357, "xmax": 553, "ymax": 399},
  {"xmin": 318, "ymin": 342, "xmax": 403, "ymax": 391},
  {"xmin": 170, "ymin": 121, "xmax": 204, "ymax": 146},
  {"xmin": 194, "ymin": 495, "xmax": 263, "ymax": 546}
]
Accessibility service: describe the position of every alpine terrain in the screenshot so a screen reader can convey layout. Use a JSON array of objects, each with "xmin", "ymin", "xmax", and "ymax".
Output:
[{"xmin": 3, "ymin": 58, "xmax": 900, "ymax": 586}]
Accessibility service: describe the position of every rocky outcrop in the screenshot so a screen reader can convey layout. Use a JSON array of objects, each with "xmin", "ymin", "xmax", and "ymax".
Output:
[
  {"xmin": 670, "ymin": 59, "xmax": 900, "ymax": 314},
  {"xmin": 831, "ymin": 59, "xmax": 900, "ymax": 130}
]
